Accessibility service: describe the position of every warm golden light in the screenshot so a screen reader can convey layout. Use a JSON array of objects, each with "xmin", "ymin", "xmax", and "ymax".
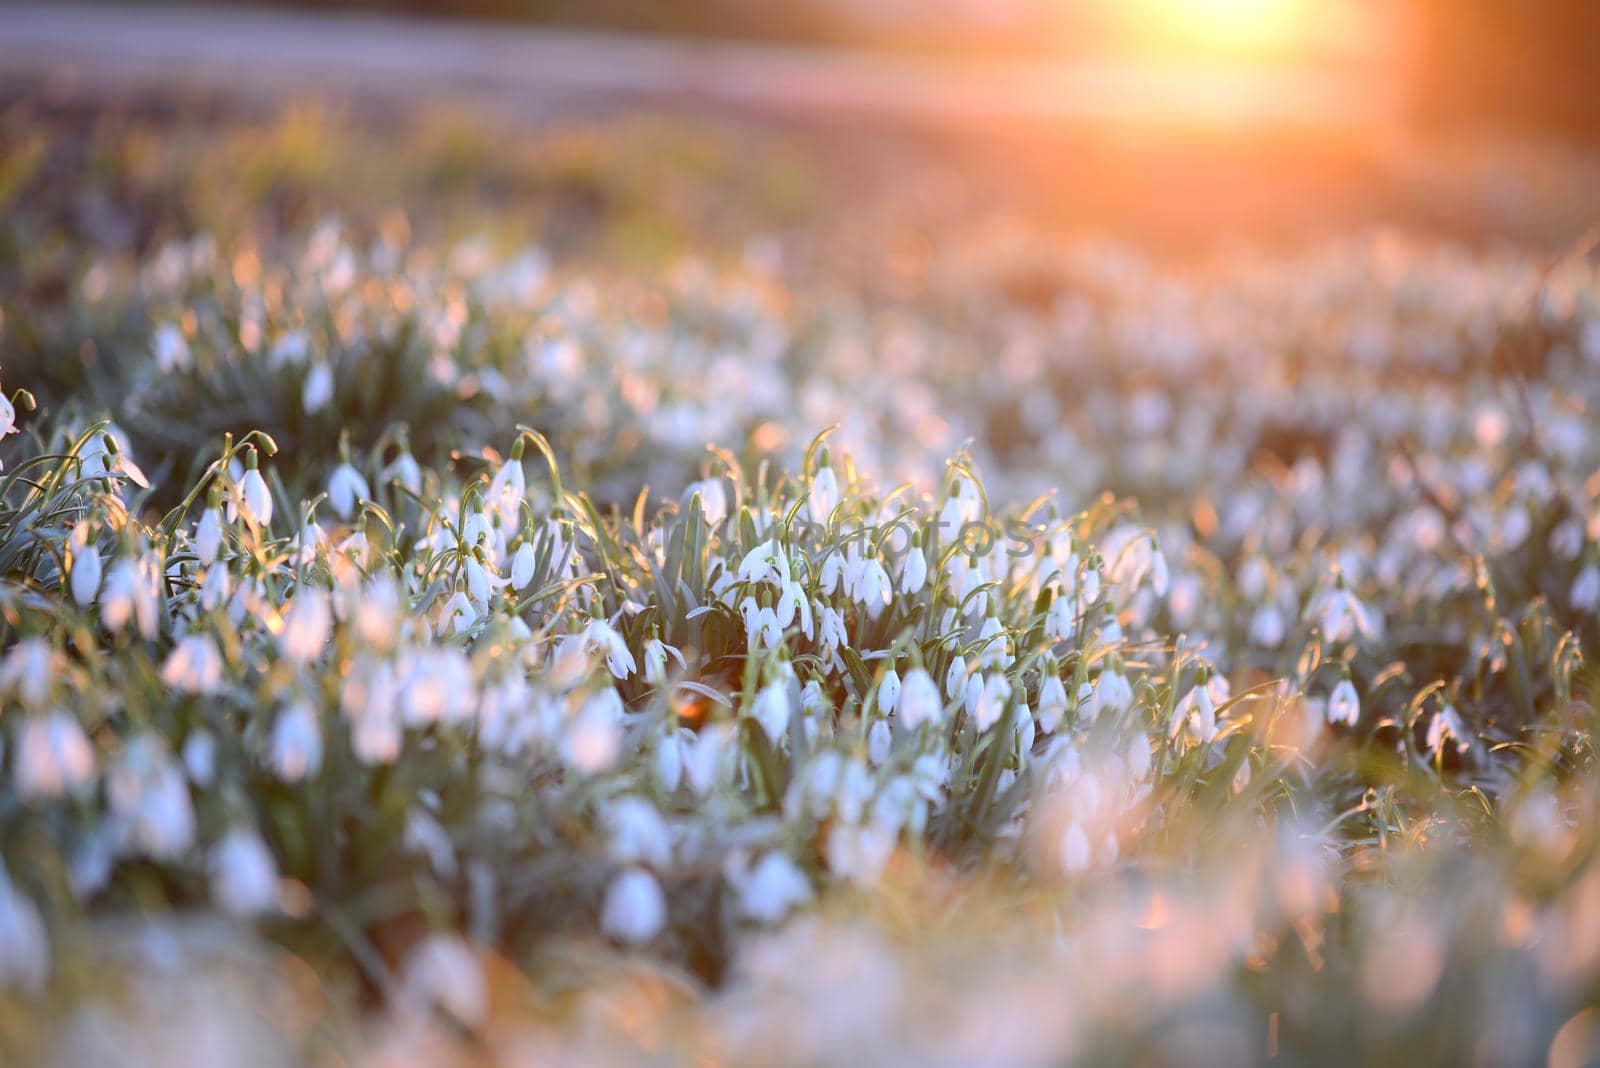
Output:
[{"xmin": 1118, "ymin": 0, "xmax": 1316, "ymax": 60}]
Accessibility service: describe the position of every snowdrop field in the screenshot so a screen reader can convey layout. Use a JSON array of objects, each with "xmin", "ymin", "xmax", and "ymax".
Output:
[{"xmin": 3, "ymin": 16, "xmax": 1600, "ymax": 1065}]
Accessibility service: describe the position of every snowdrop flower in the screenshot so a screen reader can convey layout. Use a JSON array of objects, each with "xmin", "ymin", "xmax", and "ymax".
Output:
[
  {"xmin": 977, "ymin": 614, "xmax": 1012, "ymax": 669},
  {"xmin": 1086, "ymin": 666, "xmax": 1133, "ymax": 721},
  {"xmin": 1572, "ymin": 562, "xmax": 1600, "ymax": 613},
  {"xmin": 441, "ymin": 590, "xmax": 477, "ymax": 635},
  {"xmin": 1312, "ymin": 583, "xmax": 1375, "ymax": 644},
  {"xmin": 302, "ymin": 361, "xmax": 334, "ymax": 414},
  {"xmin": 1174, "ymin": 677, "xmax": 1219, "ymax": 742},
  {"xmin": 738, "ymin": 539, "xmax": 789, "ymax": 587},
  {"xmin": 1038, "ymin": 673, "xmax": 1069, "ymax": 733},
  {"xmin": 776, "ymin": 581, "xmax": 814, "ymax": 640},
  {"xmin": 945, "ymin": 655, "xmax": 969, "ymax": 700},
  {"xmin": 198, "ymin": 563, "xmax": 231, "ymax": 612},
  {"xmin": 14, "ymin": 711, "xmax": 96, "ymax": 802},
  {"xmin": 900, "ymin": 543, "xmax": 927, "ymax": 595},
  {"xmin": 382, "ymin": 448, "xmax": 423, "ymax": 495},
  {"xmin": 487, "ymin": 456, "xmax": 525, "ymax": 523},
  {"xmin": 281, "ymin": 587, "xmax": 332, "ymax": 664},
  {"xmin": 161, "ymin": 634, "xmax": 224, "ymax": 695},
  {"xmin": 0, "ymin": 392, "xmax": 17, "ymax": 445},
  {"xmin": 1249, "ymin": 603, "xmax": 1286, "ymax": 648},
  {"xmin": 688, "ymin": 478, "xmax": 728, "ymax": 526},
  {"xmin": 730, "ymin": 852, "xmax": 812, "ymax": 924},
  {"xmin": 402, "ymin": 935, "xmax": 488, "ymax": 1030},
  {"xmin": 1426, "ymin": 700, "xmax": 1469, "ymax": 756},
  {"xmin": 0, "ymin": 639, "xmax": 53, "ymax": 708},
  {"xmin": 808, "ymin": 461, "xmax": 839, "ymax": 525},
  {"xmin": 326, "ymin": 461, "xmax": 370, "ymax": 521},
  {"xmin": 1060, "ymin": 822, "xmax": 1092, "ymax": 875},
  {"xmin": 108, "ymin": 736, "xmax": 195, "ymax": 861},
  {"xmin": 585, "ymin": 619, "xmax": 637, "ymax": 679},
  {"xmin": 210, "ymin": 829, "xmax": 279, "ymax": 915},
  {"xmin": 684, "ymin": 723, "xmax": 731, "ymax": 795},
  {"xmin": 153, "ymin": 322, "xmax": 191, "ymax": 372},
  {"xmin": 753, "ymin": 678, "xmax": 792, "ymax": 743},
  {"xmin": 232, "ymin": 460, "xmax": 273, "ymax": 528},
  {"xmin": 1327, "ymin": 677, "xmax": 1361, "ymax": 727},
  {"xmin": 563, "ymin": 689, "xmax": 623, "ymax": 774},
  {"xmin": 68, "ymin": 531, "xmax": 102, "ymax": 607},
  {"xmin": 877, "ymin": 667, "xmax": 902, "ymax": 715},
  {"xmin": 269, "ymin": 700, "xmax": 323, "ymax": 782},
  {"xmin": 867, "ymin": 718, "xmax": 892, "ymax": 766},
  {"xmin": 601, "ymin": 868, "xmax": 666, "ymax": 945},
  {"xmin": 972, "ymin": 673, "xmax": 1012, "ymax": 732},
  {"xmin": 195, "ymin": 506, "xmax": 224, "ymax": 566},
  {"xmin": 510, "ymin": 541, "xmax": 537, "ymax": 591},
  {"xmin": 181, "ymin": 730, "xmax": 216, "ymax": 787},
  {"xmin": 102, "ymin": 556, "xmax": 160, "ymax": 640},
  {"xmin": 605, "ymin": 797, "xmax": 672, "ymax": 868},
  {"xmin": 0, "ymin": 865, "xmax": 49, "ymax": 994},
  {"xmin": 643, "ymin": 637, "xmax": 684, "ymax": 687}
]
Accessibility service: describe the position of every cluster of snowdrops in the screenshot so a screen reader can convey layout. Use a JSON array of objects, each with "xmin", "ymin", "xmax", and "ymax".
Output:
[{"xmin": 1, "ymin": 219, "xmax": 1600, "ymax": 1063}]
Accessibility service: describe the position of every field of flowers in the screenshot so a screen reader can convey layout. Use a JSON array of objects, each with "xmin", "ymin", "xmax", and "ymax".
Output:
[{"xmin": 2, "ymin": 101, "xmax": 1600, "ymax": 1065}]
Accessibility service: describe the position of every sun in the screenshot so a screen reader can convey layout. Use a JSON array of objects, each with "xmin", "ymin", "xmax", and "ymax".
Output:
[{"xmin": 1118, "ymin": 0, "xmax": 1316, "ymax": 60}]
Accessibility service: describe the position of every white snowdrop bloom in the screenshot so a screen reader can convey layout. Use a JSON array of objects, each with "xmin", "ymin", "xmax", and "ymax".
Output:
[
  {"xmin": 585, "ymin": 619, "xmax": 637, "ymax": 679},
  {"xmin": 900, "ymin": 544, "xmax": 927, "ymax": 595},
  {"xmin": 1037, "ymin": 673, "xmax": 1069, "ymax": 734},
  {"xmin": 1312, "ymin": 585, "xmax": 1375, "ymax": 644},
  {"xmin": 738, "ymin": 539, "xmax": 789, "ymax": 587},
  {"xmin": 742, "ymin": 599, "xmax": 783, "ymax": 652},
  {"xmin": 210, "ymin": 829, "xmax": 279, "ymax": 916},
  {"xmin": 601, "ymin": 868, "xmax": 667, "ymax": 945},
  {"xmin": 233, "ymin": 466, "xmax": 274, "ymax": 528},
  {"xmin": 825, "ymin": 822, "xmax": 896, "ymax": 886},
  {"xmin": 0, "ymin": 865, "xmax": 49, "ymax": 995},
  {"xmin": 198, "ymin": 563, "xmax": 231, "ymax": 612},
  {"xmin": 0, "ymin": 393, "xmax": 17, "ymax": 444},
  {"xmin": 302, "ymin": 361, "xmax": 334, "ymax": 414},
  {"xmin": 776, "ymin": 581, "xmax": 814, "ymax": 640},
  {"xmin": 69, "ymin": 539, "xmax": 102, "ymax": 607},
  {"xmin": 945, "ymin": 655, "xmax": 969, "ymax": 700},
  {"xmin": 896, "ymin": 661, "xmax": 940, "ymax": 729},
  {"xmin": 867, "ymin": 719, "xmax": 892, "ymax": 766},
  {"xmin": 351, "ymin": 703, "xmax": 402, "ymax": 765},
  {"xmin": 1127, "ymin": 735, "xmax": 1153, "ymax": 781},
  {"xmin": 1571, "ymin": 563, "xmax": 1600, "ymax": 613},
  {"xmin": 0, "ymin": 639, "xmax": 53, "ymax": 708},
  {"xmin": 281, "ymin": 586, "xmax": 332, "ymax": 664},
  {"xmin": 1149, "ymin": 546, "xmax": 1171, "ymax": 597},
  {"xmin": 1327, "ymin": 678, "xmax": 1361, "ymax": 727},
  {"xmin": 684, "ymin": 723, "xmax": 731, "ymax": 795},
  {"xmin": 326, "ymin": 462, "xmax": 370, "ymax": 521},
  {"xmin": 1249, "ymin": 603, "xmax": 1286, "ymax": 648},
  {"xmin": 402, "ymin": 934, "xmax": 488, "ymax": 1030},
  {"xmin": 269, "ymin": 700, "xmax": 323, "ymax": 782},
  {"xmin": 486, "ymin": 458, "xmax": 525, "ymax": 526},
  {"xmin": 655, "ymin": 730, "xmax": 685, "ymax": 792},
  {"xmin": 731, "ymin": 852, "xmax": 812, "ymax": 924},
  {"xmin": 464, "ymin": 557, "xmax": 493, "ymax": 608},
  {"xmin": 753, "ymin": 679, "xmax": 792, "ymax": 744},
  {"xmin": 101, "ymin": 556, "xmax": 160, "ymax": 640},
  {"xmin": 977, "ymin": 615, "xmax": 1011, "ymax": 669},
  {"xmin": 972, "ymin": 673, "xmax": 1012, "ymax": 733},
  {"xmin": 1087, "ymin": 667, "xmax": 1133, "ymax": 721},
  {"xmin": 963, "ymin": 672, "xmax": 984, "ymax": 720},
  {"xmin": 14, "ymin": 711, "xmax": 96, "ymax": 802},
  {"xmin": 1044, "ymin": 592, "xmax": 1077, "ymax": 641},
  {"xmin": 383, "ymin": 450, "xmax": 423, "ymax": 495},
  {"xmin": 605, "ymin": 797, "xmax": 672, "ymax": 868},
  {"xmin": 161, "ymin": 634, "xmax": 224, "ymax": 695},
  {"xmin": 353, "ymin": 575, "xmax": 401, "ymax": 649},
  {"xmin": 817, "ymin": 606, "xmax": 847, "ymax": 658},
  {"xmin": 688, "ymin": 478, "xmax": 728, "ymax": 526},
  {"xmin": 195, "ymin": 506, "xmax": 224, "ymax": 566},
  {"xmin": 808, "ymin": 464, "xmax": 840, "ymax": 525},
  {"xmin": 510, "ymin": 542, "xmax": 537, "ymax": 591},
  {"xmin": 563, "ymin": 690, "xmax": 623, "ymax": 774},
  {"xmin": 153, "ymin": 322, "xmax": 191, "ymax": 372},
  {"xmin": 1426, "ymin": 700, "xmax": 1468, "ymax": 755},
  {"xmin": 877, "ymin": 668, "xmax": 901, "ymax": 715},
  {"xmin": 1059, "ymin": 822, "xmax": 1092, "ymax": 875},
  {"xmin": 181, "ymin": 730, "xmax": 216, "ymax": 787},
  {"xmin": 108, "ymin": 736, "xmax": 195, "ymax": 861},
  {"xmin": 1174, "ymin": 681, "xmax": 1219, "ymax": 742},
  {"xmin": 643, "ymin": 638, "xmax": 684, "ymax": 687},
  {"xmin": 442, "ymin": 590, "xmax": 477, "ymax": 635},
  {"xmin": 819, "ymin": 551, "xmax": 844, "ymax": 596}
]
